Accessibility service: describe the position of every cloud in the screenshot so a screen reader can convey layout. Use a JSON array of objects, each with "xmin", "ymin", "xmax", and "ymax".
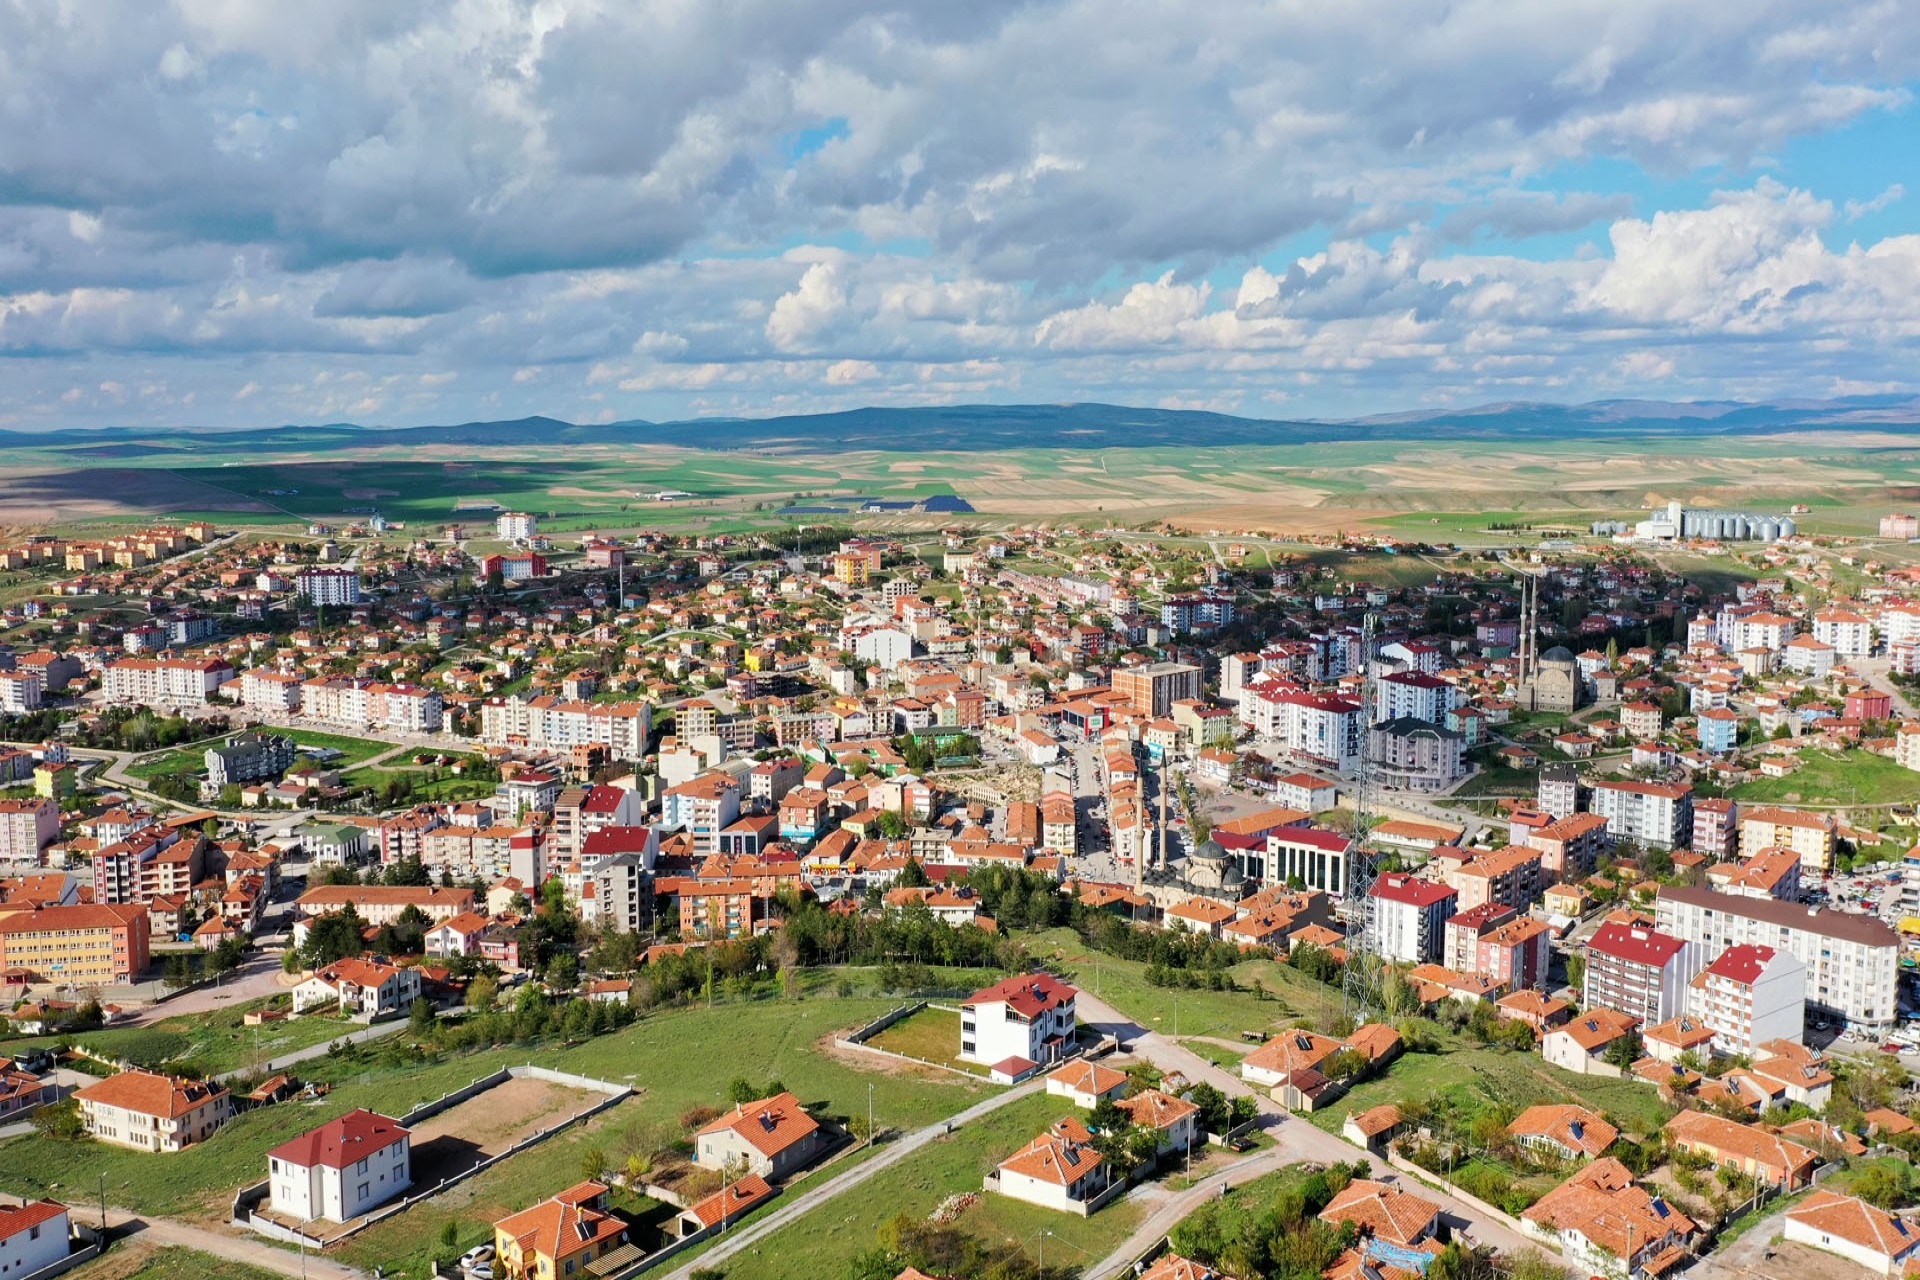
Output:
[{"xmin": 0, "ymin": 1, "xmax": 1910, "ymax": 426}]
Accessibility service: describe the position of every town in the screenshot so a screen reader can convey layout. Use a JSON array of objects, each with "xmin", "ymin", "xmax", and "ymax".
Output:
[{"xmin": 3, "ymin": 499, "xmax": 1920, "ymax": 1280}]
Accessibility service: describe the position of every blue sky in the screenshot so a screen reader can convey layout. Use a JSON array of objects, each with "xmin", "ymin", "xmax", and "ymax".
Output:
[{"xmin": 0, "ymin": 1, "xmax": 1915, "ymax": 429}]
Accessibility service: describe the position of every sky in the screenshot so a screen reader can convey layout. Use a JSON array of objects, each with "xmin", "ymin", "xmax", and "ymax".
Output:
[{"xmin": 0, "ymin": 0, "xmax": 1917, "ymax": 430}]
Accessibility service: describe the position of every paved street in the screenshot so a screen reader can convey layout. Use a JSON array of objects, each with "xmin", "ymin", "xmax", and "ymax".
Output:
[{"xmin": 100, "ymin": 1206, "xmax": 368, "ymax": 1280}]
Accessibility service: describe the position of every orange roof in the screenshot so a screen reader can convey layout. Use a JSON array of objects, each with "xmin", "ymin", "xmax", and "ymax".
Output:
[
  {"xmin": 1318, "ymin": 1178, "xmax": 1439, "ymax": 1246},
  {"xmin": 76, "ymin": 1068, "xmax": 227, "ymax": 1119},
  {"xmin": 1115, "ymin": 1087, "xmax": 1199, "ymax": 1132},
  {"xmin": 1045, "ymin": 1061, "xmax": 1127, "ymax": 1097},
  {"xmin": 681, "ymin": 1175, "xmax": 774, "ymax": 1229},
  {"xmin": 1523, "ymin": 1158, "xmax": 1694, "ymax": 1260},
  {"xmin": 495, "ymin": 1182, "xmax": 625, "ymax": 1262},
  {"xmin": 1244, "ymin": 1029, "xmax": 1341, "ymax": 1076},
  {"xmin": 697, "ymin": 1092, "xmax": 820, "ymax": 1159},
  {"xmin": 1506, "ymin": 1104, "xmax": 1618, "ymax": 1156},
  {"xmin": 997, "ymin": 1119, "xmax": 1105, "ymax": 1187},
  {"xmin": 1663, "ymin": 1110, "xmax": 1817, "ymax": 1181},
  {"xmin": 1553, "ymin": 1007, "xmax": 1640, "ymax": 1052}
]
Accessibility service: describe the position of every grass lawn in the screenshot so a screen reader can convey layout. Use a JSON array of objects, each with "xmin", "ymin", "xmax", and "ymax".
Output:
[
  {"xmin": 68, "ymin": 1246, "xmax": 286, "ymax": 1280},
  {"xmin": 709, "ymin": 1091, "xmax": 1143, "ymax": 1280},
  {"xmin": 1306, "ymin": 1044, "xmax": 1677, "ymax": 1139},
  {"xmin": 0, "ymin": 997, "xmax": 354, "ymax": 1076},
  {"xmin": 1453, "ymin": 762, "xmax": 1543, "ymax": 797},
  {"xmin": 1028, "ymin": 927, "xmax": 1342, "ymax": 1041},
  {"xmin": 276, "ymin": 729, "xmax": 396, "ymax": 767},
  {"xmin": 866, "ymin": 1006, "xmax": 989, "ymax": 1077},
  {"xmin": 0, "ymin": 994, "xmax": 995, "ymax": 1274},
  {"xmin": 1729, "ymin": 749, "xmax": 1920, "ymax": 807}
]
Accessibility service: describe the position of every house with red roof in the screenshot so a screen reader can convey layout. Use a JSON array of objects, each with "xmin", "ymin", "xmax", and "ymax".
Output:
[
  {"xmin": 1786, "ymin": 1190, "xmax": 1920, "ymax": 1275},
  {"xmin": 0, "ymin": 1200, "xmax": 70, "ymax": 1278},
  {"xmin": 960, "ymin": 974, "xmax": 1078, "ymax": 1078},
  {"xmin": 267, "ymin": 1109, "xmax": 411, "ymax": 1222},
  {"xmin": 990, "ymin": 1115, "xmax": 1116, "ymax": 1215},
  {"xmin": 292, "ymin": 957, "xmax": 423, "ymax": 1020}
]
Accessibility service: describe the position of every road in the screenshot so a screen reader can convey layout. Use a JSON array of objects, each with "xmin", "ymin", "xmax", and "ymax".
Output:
[
  {"xmin": 97, "ymin": 1205, "xmax": 367, "ymax": 1280},
  {"xmin": 657, "ymin": 1076, "xmax": 1047, "ymax": 1280},
  {"xmin": 1085, "ymin": 1142, "xmax": 1299, "ymax": 1279},
  {"xmin": 211, "ymin": 1018, "xmax": 408, "ymax": 1084},
  {"xmin": 1073, "ymin": 993, "xmax": 1551, "ymax": 1265}
]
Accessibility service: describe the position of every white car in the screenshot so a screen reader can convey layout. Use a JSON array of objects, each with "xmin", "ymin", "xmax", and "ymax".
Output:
[{"xmin": 461, "ymin": 1245, "xmax": 496, "ymax": 1266}]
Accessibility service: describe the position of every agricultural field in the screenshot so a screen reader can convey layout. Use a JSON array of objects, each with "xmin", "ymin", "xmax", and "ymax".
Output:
[
  {"xmin": 707, "ymin": 1090, "xmax": 1144, "ymax": 1280},
  {"xmin": 1728, "ymin": 749, "xmax": 1920, "ymax": 808}
]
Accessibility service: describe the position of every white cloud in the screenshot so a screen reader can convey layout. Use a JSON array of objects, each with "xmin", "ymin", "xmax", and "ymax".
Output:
[
  {"xmin": 765, "ymin": 261, "xmax": 849, "ymax": 351},
  {"xmin": 825, "ymin": 358, "xmax": 880, "ymax": 384}
]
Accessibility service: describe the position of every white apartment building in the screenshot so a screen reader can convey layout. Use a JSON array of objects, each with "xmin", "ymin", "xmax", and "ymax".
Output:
[
  {"xmin": 1256, "ymin": 691, "xmax": 1364, "ymax": 770},
  {"xmin": 102, "ymin": 657, "xmax": 234, "ymax": 706},
  {"xmin": 268, "ymin": 1110, "xmax": 412, "ymax": 1223},
  {"xmin": 960, "ymin": 974, "xmax": 1078, "ymax": 1069},
  {"xmin": 76, "ymin": 1070, "xmax": 232, "ymax": 1152},
  {"xmin": 0, "ymin": 798, "xmax": 59, "ymax": 860},
  {"xmin": 1374, "ymin": 671, "xmax": 1460, "ymax": 723},
  {"xmin": 242, "ymin": 669, "xmax": 305, "ymax": 712},
  {"xmin": 1730, "ymin": 612, "xmax": 1798, "ymax": 652},
  {"xmin": 1657, "ymin": 886, "xmax": 1900, "ymax": 1034},
  {"xmin": 1589, "ymin": 779, "xmax": 1693, "ymax": 849},
  {"xmin": 1810, "ymin": 608, "xmax": 1874, "ymax": 657},
  {"xmin": 1688, "ymin": 943, "xmax": 1806, "ymax": 1056},
  {"xmin": 302, "ymin": 679, "xmax": 443, "ymax": 733},
  {"xmin": 1368, "ymin": 874, "xmax": 1457, "ymax": 965},
  {"xmin": 296, "ymin": 568, "xmax": 365, "ymax": 606},
  {"xmin": 0, "ymin": 669, "xmax": 44, "ymax": 713},
  {"xmin": 479, "ymin": 695, "xmax": 650, "ymax": 760},
  {"xmin": 1584, "ymin": 922, "xmax": 1699, "ymax": 1024},
  {"xmin": 497, "ymin": 511, "xmax": 538, "ymax": 542}
]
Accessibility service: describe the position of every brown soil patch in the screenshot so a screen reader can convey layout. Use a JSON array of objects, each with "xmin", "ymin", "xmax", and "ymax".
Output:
[{"xmin": 813, "ymin": 1029, "xmax": 964, "ymax": 1083}]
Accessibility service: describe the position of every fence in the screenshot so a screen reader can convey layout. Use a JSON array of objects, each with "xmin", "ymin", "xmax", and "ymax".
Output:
[
  {"xmin": 837, "ymin": 1000, "xmax": 927, "ymax": 1045},
  {"xmin": 235, "ymin": 1064, "xmax": 633, "ymax": 1248}
]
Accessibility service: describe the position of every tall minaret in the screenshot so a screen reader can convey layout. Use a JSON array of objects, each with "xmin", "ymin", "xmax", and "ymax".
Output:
[{"xmin": 1157, "ymin": 761, "xmax": 1171, "ymax": 871}]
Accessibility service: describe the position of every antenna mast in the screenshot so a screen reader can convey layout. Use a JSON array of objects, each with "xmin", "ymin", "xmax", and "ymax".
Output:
[{"xmin": 1343, "ymin": 610, "xmax": 1381, "ymax": 1022}]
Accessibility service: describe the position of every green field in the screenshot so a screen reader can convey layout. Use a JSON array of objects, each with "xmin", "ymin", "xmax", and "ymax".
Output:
[
  {"xmin": 1307, "ymin": 1043, "xmax": 1677, "ymax": 1139},
  {"xmin": 708, "ymin": 1090, "xmax": 1143, "ymax": 1280},
  {"xmin": 866, "ymin": 1006, "xmax": 990, "ymax": 1077},
  {"xmin": 1028, "ymin": 927, "xmax": 1343, "ymax": 1040},
  {"xmin": 0, "ymin": 996, "xmax": 994, "ymax": 1263},
  {"xmin": 1729, "ymin": 749, "xmax": 1920, "ymax": 807},
  {"xmin": 0, "ymin": 996, "xmax": 354, "ymax": 1076},
  {"xmin": 69, "ymin": 1247, "xmax": 286, "ymax": 1280}
]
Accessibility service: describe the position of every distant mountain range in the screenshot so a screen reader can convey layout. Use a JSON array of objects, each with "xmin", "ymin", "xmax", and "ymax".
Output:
[{"xmin": 19, "ymin": 395, "xmax": 1920, "ymax": 457}]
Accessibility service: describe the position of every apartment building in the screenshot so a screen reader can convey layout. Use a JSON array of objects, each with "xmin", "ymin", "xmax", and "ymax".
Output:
[
  {"xmin": 0, "ymin": 670, "xmax": 44, "ymax": 713},
  {"xmin": 479, "ymin": 694, "xmax": 650, "ymax": 761},
  {"xmin": 296, "ymin": 568, "xmax": 364, "ymax": 606},
  {"xmin": 496, "ymin": 511, "xmax": 538, "ymax": 542},
  {"xmin": 205, "ymin": 732, "xmax": 297, "ymax": 787},
  {"xmin": 293, "ymin": 885, "xmax": 475, "ymax": 931},
  {"xmin": 1448, "ymin": 844, "xmax": 1548, "ymax": 913},
  {"xmin": 1811, "ymin": 608, "xmax": 1874, "ymax": 657},
  {"xmin": 662, "ymin": 773, "xmax": 742, "ymax": 857},
  {"xmin": 1687, "ymin": 943, "xmax": 1806, "ymax": 1056},
  {"xmin": 1691, "ymin": 798, "xmax": 1739, "ymax": 860},
  {"xmin": 1111, "ymin": 662, "xmax": 1203, "ymax": 718},
  {"xmin": 1537, "ymin": 761, "xmax": 1579, "ymax": 820},
  {"xmin": 1738, "ymin": 806, "xmax": 1836, "ymax": 878},
  {"xmin": 1588, "ymin": 779, "xmax": 1693, "ymax": 849},
  {"xmin": 0, "ymin": 797, "xmax": 59, "ymax": 861},
  {"xmin": 1583, "ymin": 922, "xmax": 1698, "ymax": 1024},
  {"xmin": 1705, "ymin": 846, "xmax": 1802, "ymax": 901},
  {"xmin": 1526, "ymin": 812, "xmax": 1611, "ymax": 879},
  {"xmin": 1656, "ymin": 886, "xmax": 1901, "ymax": 1033},
  {"xmin": 1443, "ymin": 902, "xmax": 1517, "ymax": 974},
  {"xmin": 102, "ymin": 656, "xmax": 234, "ymax": 705},
  {"xmin": 1374, "ymin": 671, "xmax": 1460, "ymax": 722},
  {"xmin": 961, "ymin": 974, "xmax": 1078, "ymax": 1070},
  {"xmin": 0, "ymin": 903, "xmax": 151, "ymax": 983},
  {"xmin": 1368, "ymin": 874, "xmax": 1456, "ymax": 965},
  {"xmin": 241, "ymin": 669, "xmax": 305, "ymax": 713},
  {"xmin": 1476, "ymin": 916, "xmax": 1553, "ymax": 990}
]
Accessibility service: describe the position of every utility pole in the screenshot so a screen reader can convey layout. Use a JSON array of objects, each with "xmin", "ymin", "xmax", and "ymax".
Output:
[
  {"xmin": 867, "ymin": 1081, "xmax": 875, "ymax": 1147},
  {"xmin": 98, "ymin": 1173, "xmax": 106, "ymax": 1233}
]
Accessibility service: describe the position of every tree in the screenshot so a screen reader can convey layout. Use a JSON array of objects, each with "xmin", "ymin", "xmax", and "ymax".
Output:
[
  {"xmin": 467, "ymin": 974, "xmax": 499, "ymax": 1012},
  {"xmin": 895, "ymin": 857, "xmax": 929, "ymax": 889},
  {"xmin": 409, "ymin": 997, "xmax": 436, "ymax": 1035},
  {"xmin": 579, "ymin": 1147, "xmax": 608, "ymax": 1183},
  {"xmin": 1602, "ymin": 1030, "xmax": 1645, "ymax": 1070},
  {"xmin": 545, "ymin": 951, "xmax": 580, "ymax": 992}
]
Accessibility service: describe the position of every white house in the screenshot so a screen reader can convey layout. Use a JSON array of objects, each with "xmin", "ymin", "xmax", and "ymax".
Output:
[
  {"xmin": 960, "ymin": 974, "xmax": 1078, "ymax": 1073},
  {"xmin": 268, "ymin": 1110, "xmax": 412, "ymax": 1223},
  {"xmin": 1044, "ymin": 1061, "xmax": 1128, "ymax": 1109},
  {"xmin": 0, "ymin": 1200, "xmax": 69, "ymax": 1278},
  {"xmin": 292, "ymin": 958, "xmax": 422, "ymax": 1020},
  {"xmin": 1786, "ymin": 1191, "xmax": 1920, "ymax": 1276},
  {"xmin": 75, "ymin": 1069, "xmax": 232, "ymax": 1153}
]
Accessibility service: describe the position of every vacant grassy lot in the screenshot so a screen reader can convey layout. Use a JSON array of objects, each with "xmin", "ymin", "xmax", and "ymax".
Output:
[
  {"xmin": 68, "ymin": 1246, "xmax": 285, "ymax": 1280},
  {"xmin": 1306, "ymin": 1043, "xmax": 1677, "ymax": 1139},
  {"xmin": 276, "ymin": 728, "xmax": 397, "ymax": 767},
  {"xmin": 1729, "ymin": 749, "xmax": 1920, "ymax": 807},
  {"xmin": 711, "ymin": 1090, "xmax": 1142, "ymax": 1280},
  {"xmin": 1029, "ymin": 927, "xmax": 1342, "ymax": 1040},
  {"xmin": 866, "ymin": 1006, "xmax": 989, "ymax": 1076}
]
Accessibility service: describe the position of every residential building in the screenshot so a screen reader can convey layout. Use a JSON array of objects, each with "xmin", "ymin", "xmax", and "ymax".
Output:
[
  {"xmin": 1784, "ymin": 1191, "xmax": 1920, "ymax": 1276},
  {"xmin": 991, "ymin": 1115, "xmax": 1115, "ymax": 1215},
  {"xmin": 292, "ymin": 958, "xmax": 423, "ymax": 1019},
  {"xmin": 1522, "ymin": 1158, "xmax": 1694, "ymax": 1280},
  {"xmin": 0, "ymin": 797, "xmax": 58, "ymax": 861},
  {"xmin": 102, "ymin": 656, "xmax": 234, "ymax": 706},
  {"xmin": 1115, "ymin": 1088, "xmax": 1201, "ymax": 1156},
  {"xmin": 694, "ymin": 1092, "xmax": 822, "ymax": 1179},
  {"xmin": 1367, "ymin": 874, "xmax": 1456, "ymax": 965},
  {"xmin": 0, "ymin": 903, "xmax": 150, "ymax": 983},
  {"xmin": 76, "ymin": 1069, "xmax": 231, "ymax": 1152},
  {"xmin": 1542, "ymin": 1007, "xmax": 1641, "ymax": 1076},
  {"xmin": 205, "ymin": 732, "xmax": 297, "ymax": 787},
  {"xmin": 1584, "ymin": 922, "xmax": 1697, "ymax": 1024},
  {"xmin": 479, "ymin": 695, "xmax": 650, "ymax": 762},
  {"xmin": 268, "ymin": 1110, "xmax": 412, "ymax": 1223},
  {"xmin": 1443, "ymin": 903, "xmax": 1517, "ymax": 975},
  {"xmin": 492, "ymin": 1182, "xmax": 629, "ymax": 1280},
  {"xmin": 1044, "ymin": 1061, "xmax": 1128, "ymax": 1109},
  {"xmin": 0, "ymin": 1201, "xmax": 69, "ymax": 1279},
  {"xmin": 1368, "ymin": 717, "xmax": 1466, "ymax": 791},
  {"xmin": 296, "ymin": 569, "xmax": 364, "ymax": 606},
  {"xmin": 1111, "ymin": 662, "xmax": 1203, "ymax": 718},
  {"xmin": 1476, "ymin": 915, "xmax": 1553, "ymax": 991},
  {"xmin": 1663, "ymin": 1110, "xmax": 1817, "ymax": 1189},
  {"xmin": 1656, "ymin": 886, "xmax": 1901, "ymax": 1033},
  {"xmin": 1687, "ymin": 943, "xmax": 1807, "ymax": 1056},
  {"xmin": 1448, "ymin": 844, "xmax": 1548, "ymax": 912},
  {"xmin": 1526, "ymin": 812, "xmax": 1610, "ymax": 879},
  {"xmin": 960, "ymin": 974, "xmax": 1077, "ymax": 1072},
  {"xmin": 496, "ymin": 511, "xmax": 538, "ymax": 542},
  {"xmin": 1537, "ymin": 762, "xmax": 1578, "ymax": 819},
  {"xmin": 1506, "ymin": 1105, "xmax": 1617, "ymax": 1162},
  {"xmin": 1589, "ymin": 779, "xmax": 1692, "ymax": 849},
  {"xmin": 1738, "ymin": 806, "xmax": 1837, "ymax": 878},
  {"xmin": 1704, "ymin": 846, "xmax": 1801, "ymax": 901},
  {"xmin": 1690, "ymin": 797, "xmax": 1738, "ymax": 860}
]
